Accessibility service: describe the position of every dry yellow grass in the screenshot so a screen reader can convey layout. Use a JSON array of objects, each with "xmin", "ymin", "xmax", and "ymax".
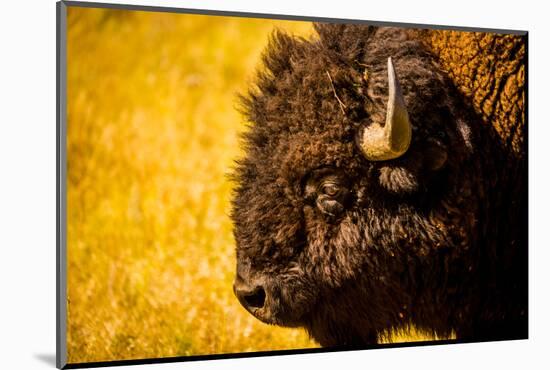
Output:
[{"xmin": 66, "ymin": 7, "xmax": 436, "ymax": 364}]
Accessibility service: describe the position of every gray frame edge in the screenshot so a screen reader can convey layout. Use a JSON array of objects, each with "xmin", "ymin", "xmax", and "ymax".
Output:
[
  {"xmin": 56, "ymin": 1, "xmax": 68, "ymax": 369},
  {"xmin": 62, "ymin": 0, "xmax": 527, "ymax": 35}
]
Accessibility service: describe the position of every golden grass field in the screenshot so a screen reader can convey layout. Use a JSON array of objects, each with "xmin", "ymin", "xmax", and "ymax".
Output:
[{"xmin": 66, "ymin": 7, "xmax": 435, "ymax": 363}]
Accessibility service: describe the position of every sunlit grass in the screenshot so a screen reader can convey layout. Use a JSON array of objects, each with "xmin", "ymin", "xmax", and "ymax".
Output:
[
  {"xmin": 66, "ymin": 7, "xmax": 437, "ymax": 363},
  {"xmin": 66, "ymin": 7, "xmax": 319, "ymax": 363}
]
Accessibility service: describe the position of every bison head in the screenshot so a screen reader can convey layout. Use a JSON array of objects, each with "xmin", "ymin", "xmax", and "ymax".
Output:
[{"xmin": 231, "ymin": 24, "xmax": 479, "ymax": 345}]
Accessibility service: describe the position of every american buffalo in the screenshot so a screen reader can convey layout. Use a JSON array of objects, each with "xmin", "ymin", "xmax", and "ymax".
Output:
[{"xmin": 231, "ymin": 23, "xmax": 527, "ymax": 346}]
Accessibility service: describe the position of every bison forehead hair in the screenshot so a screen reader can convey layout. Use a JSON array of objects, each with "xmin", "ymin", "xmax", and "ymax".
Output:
[{"xmin": 231, "ymin": 23, "xmax": 525, "ymax": 346}]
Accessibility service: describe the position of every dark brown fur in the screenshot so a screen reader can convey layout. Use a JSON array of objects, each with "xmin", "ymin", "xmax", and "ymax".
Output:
[{"xmin": 231, "ymin": 24, "xmax": 527, "ymax": 346}]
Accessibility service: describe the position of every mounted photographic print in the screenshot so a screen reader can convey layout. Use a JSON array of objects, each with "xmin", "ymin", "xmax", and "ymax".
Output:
[{"xmin": 56, "ymin": 1, "xmax": 528, "ymax": 368}]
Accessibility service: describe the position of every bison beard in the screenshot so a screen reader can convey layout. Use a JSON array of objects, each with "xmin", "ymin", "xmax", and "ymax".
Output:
[{"xmin": 231, "ymin": 24, "xmax": 527, "ymax": 346}]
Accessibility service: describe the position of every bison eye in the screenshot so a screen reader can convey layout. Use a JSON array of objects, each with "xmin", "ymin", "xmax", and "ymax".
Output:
[
  {"xmin": 320, "ymin": 183, "xmax": 340, "ymax": 197},
  {"xmin": 315, "ymin": 177, "xmax": 349, "ymax": 218},
  {"xmin": 303, "ymin": 169, "xmax": 350, "ymax": 219}
]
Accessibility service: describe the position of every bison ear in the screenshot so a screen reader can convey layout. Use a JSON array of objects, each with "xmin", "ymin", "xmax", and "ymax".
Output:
[
  {"xmin": 378, "ymin": 165, "xmax": 420, "ymax": 195},
  {"xmin": 377, "ymin": 140, "xmax": 448, "ymax": 195}
]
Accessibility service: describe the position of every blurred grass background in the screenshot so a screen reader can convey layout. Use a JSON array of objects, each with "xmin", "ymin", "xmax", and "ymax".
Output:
[{"xmin": 66, "ymin": 7, "xmax": 434, "ymax": 364}]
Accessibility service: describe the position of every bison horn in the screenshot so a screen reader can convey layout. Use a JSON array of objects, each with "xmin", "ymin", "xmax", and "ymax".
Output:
[{"xmin": 357, "ymin": 57, "xmax": 412, "ymax": 161}]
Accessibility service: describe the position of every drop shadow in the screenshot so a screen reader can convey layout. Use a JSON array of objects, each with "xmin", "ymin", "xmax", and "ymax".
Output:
[{"xmin": 34, "ymin": 353, "xmax": 57, "ymax": 367}]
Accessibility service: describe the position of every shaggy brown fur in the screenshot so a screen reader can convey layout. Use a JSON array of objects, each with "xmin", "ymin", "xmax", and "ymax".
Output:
[
  {"xmin": 231, "ymin": 23, "xmax": 527, "ymax": 346},
  {"xmin": 419, "ymin": 30, "xmax": 526, "ymax": 158}
]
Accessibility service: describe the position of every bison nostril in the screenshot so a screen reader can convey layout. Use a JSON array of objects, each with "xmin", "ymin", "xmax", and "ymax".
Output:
[
  {"xmin": 234, "ymin": 282, "xmax": 266, "ymax": 310},
  {"xmin": 242, "ymin": 287, "xmax": 266, "ymax": 309}
]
